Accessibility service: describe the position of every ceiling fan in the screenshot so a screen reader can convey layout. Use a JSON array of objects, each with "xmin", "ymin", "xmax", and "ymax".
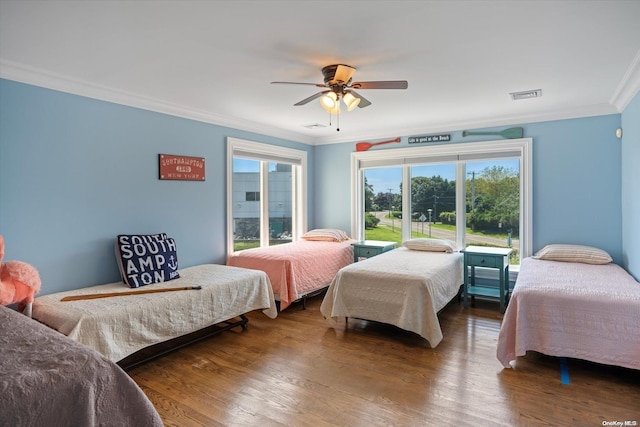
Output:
[{"xmin": 271, "ymin": 64, "xmax": 408, "ymax": 112}]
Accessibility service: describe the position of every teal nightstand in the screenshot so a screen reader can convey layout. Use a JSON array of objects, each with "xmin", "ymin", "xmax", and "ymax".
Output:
[
  {"xmin": 351, "ymin": 240, "xmax": 397, "ymax": 262},
  {"xmin": 462, "ymin": 246, "xmax": 513, "ymax": 313}
]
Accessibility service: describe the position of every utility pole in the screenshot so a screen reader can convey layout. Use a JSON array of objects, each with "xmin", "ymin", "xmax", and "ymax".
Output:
[
  {"xmin": 432, "ymin": 192, "xmax": 438, "ymax": 221},
  {"xmin": 467, "ymin": 171, "xmax": 476, "ymax": 209},
  {"xmin": 388, "ymin": 188, "xmax": 394, "ymax": 232}
]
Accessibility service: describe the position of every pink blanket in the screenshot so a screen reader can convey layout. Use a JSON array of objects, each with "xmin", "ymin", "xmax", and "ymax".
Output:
[
  {"xmin": 497, "ymin": 257, "xmax": 640, "ymax": 370},
  {"xmin": 227, "ymin": 240, "xmax": 354, "ymax": 310}
]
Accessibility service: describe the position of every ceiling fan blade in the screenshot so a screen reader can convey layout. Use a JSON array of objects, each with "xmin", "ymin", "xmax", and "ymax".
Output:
[
  {"xmin": 293, "ymin": 91, "xmax": 328, "ymax": 106},
  {"xmin": 332, "ymin": 64, "xmax": 356, "ymax": 84},
  {"xmin": 350, "ymin": 90, "xmax": 372, "ymax": 108},
  {"xmin": 351, "ymin": 80, "xmax": 408, "ymax": 90},
  {"xmin": 271, "ymin": 81, "xmax": 326, "ymax": 87}
]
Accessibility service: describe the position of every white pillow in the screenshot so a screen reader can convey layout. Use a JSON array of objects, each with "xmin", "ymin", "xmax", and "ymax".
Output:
[
  {"xmin": 301, "ymin": 229, "xmax": 350, "ymax": 242},
  {"xmin": 532, "ymin": 244, "xmax": 612, "ymax": 265},
  {"xmin": 402, "ymin": 238, "xmax": 457, "ymax": 253}
]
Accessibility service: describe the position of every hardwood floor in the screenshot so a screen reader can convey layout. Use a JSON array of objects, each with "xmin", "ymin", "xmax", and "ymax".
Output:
[{"xmin": 127, "ymin": 296, "xmax": 639, "ymax": 426}]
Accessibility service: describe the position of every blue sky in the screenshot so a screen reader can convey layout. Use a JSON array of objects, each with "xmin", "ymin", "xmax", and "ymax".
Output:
[
  {"xmin": 235, "ymin": 157, "xmax": 519, "ymax": 195},
  {"xmin": 366, "ymin": 159, "xmax": 519, "ymax": 195},
  {"xmin": 233, "ymin": 158, "xmax": 276, "ymax": 172}
]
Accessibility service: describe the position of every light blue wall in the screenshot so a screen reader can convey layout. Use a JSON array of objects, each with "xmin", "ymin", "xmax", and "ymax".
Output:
[
  {"xmin": 0, "ymin": 79, "xmax": 313, "ymax": 294},
  {"xmin": 1, "ymin": 77, "xmax": 632, "ymax": 296},
  {"xmin": 314, "ymin": 115, "xmax": 625, "ymax": 264},
  {"xmin": 621, "ymin": 90, "xmax": 640, "ymax": 280}
]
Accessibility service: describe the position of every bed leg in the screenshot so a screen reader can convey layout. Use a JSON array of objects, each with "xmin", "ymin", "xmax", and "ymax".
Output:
[{"xmin": 240, "ymin": 314, "xmax": 249, "ymax": 330}]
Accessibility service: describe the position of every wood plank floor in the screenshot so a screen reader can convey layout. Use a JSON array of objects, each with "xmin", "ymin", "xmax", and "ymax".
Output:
[{"xmin": 127, "ymin": 295, "xmax": 640, "ymax": 426}]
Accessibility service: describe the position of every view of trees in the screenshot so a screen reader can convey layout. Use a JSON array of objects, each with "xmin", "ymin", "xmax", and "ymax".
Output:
[
  {"xmin": 466, "ymin": 166, "xmax": 519, "ymax": 233},
  {"xmin": 365, "ymin": 165, "xmax": 519, "ymax": 234},
  {"xmin": 409, "ymin": 175, "xmax": 455, "ymax": 221}
]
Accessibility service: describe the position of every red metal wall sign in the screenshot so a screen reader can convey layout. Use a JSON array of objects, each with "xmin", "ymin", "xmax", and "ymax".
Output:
[{"xmin": 158, "ymin": 154, "xmax": 205, "ymax": 181}]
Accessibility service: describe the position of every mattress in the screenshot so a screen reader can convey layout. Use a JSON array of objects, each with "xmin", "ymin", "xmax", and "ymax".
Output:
[
  {"xmin": 320, "ymin": 247, "xmax": 463, "ymax": 347},
  {"xmin": 32, "ymin": 264, "xmax": 276, "ymax": 362},
  {"xmin": 0, "ymin": 305, "xmax": 163, "ymax": 426},
  {"xmin": 497, "ymin": 257, "xmax": 640, "ymax": 370},
  {"xmin": 227, "ymin": 239, "xmax": 354, "ymax": 310}
]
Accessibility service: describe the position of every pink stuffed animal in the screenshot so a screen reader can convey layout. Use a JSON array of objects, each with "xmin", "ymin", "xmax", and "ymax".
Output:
[{"xmin": 0, "ymin": 235, "xmax": 42, "ymax": 316}]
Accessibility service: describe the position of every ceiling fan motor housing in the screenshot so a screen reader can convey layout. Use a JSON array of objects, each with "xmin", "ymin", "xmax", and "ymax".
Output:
[{"xmin": 322, "ymin": 64, "xmax": 354, "ymax": 85}]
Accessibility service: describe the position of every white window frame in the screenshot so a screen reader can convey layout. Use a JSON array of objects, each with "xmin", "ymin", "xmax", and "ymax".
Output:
[
  {"xmin": 227, "ymin": 137, "xmax": 307, "ymax": 256},
  {"xmin": 351, "ymin": 138, "xmax": 533, "ymax": 263}
]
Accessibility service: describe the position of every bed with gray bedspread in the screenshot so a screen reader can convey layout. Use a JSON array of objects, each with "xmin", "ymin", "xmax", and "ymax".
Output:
[{"xmin": 0, "ymin": 305, "xmax": 163, "ymax": 427}]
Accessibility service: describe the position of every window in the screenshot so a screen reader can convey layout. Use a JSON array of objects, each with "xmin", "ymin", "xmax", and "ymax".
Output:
[
  {"xmin": 227, "ymin": 138, "xmax": 307, "ymax": 254},
  {"xmin": 363, "ymin": 167, "xmax": 402, "ymax": 242},
  {"xmin": 465, "ymin": 159, "xmax": 521, "ymax": 263},
  {"xmin": 245, "ymin": 191, "xmax": 260, "ymax": 201},
  {"xmin": 410, "ymin": 164, "xmax": 457, "ymax": 241},
  {"xmin": 353, "ymin": 138, "xmax": 532, "ymax": 266}
]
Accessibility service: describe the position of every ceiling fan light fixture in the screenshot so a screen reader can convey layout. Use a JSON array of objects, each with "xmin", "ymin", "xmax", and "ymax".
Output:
[
  {"xmin": 343, "ymin": 91, "xmax": 360, "ymax": 111},
  {"xmin": 327, "ymin": 103, "xmax": 341, "ymax": 114},
  {"xmin": 320, "ymin": 92, "xmax": 338, "ymax": 112}
]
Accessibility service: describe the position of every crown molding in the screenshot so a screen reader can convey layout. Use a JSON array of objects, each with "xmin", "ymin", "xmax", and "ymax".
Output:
[
  {"xmin": 1, "ymin": 59, "xmax": 627, "ymax": 148},
  {"xmin": 610, "ymin": 48, "xmax": 640, "ymax": 112},
  {"xmin": 313, "ymin": 103, "xmax": 619, "ymax": 145},
  {"xmin": 0, "ymin": 60, "xmax": 314, "ymax": 145}
]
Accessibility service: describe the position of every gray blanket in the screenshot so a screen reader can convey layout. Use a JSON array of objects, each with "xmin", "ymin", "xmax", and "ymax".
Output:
[{"xmin": 0, "ymin": 305, "xmax": 163, "ymax": 427}]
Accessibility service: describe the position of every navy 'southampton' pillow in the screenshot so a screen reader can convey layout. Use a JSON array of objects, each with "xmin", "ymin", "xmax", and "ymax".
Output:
[
  {"xmin": 115, "ymin": 234, "xmax": 180, "ymax": 288},
  {"xmin": 114, "ymin": 233, "xmax": 167, "ymax": 281}
]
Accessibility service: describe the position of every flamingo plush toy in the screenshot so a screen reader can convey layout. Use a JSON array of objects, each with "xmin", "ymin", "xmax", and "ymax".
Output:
[{"xmin": 0, "ymin": 235, "xmax": 41, "ymax": 316}]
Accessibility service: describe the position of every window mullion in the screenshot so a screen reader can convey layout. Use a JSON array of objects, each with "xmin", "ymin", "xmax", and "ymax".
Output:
[
  {"xmin": 259, "ymin": 161, "xmax": 270, "ymax": 246},
  {"xmin": 456, "ymin": 162, "xmax": 466, "ymax": 248},
  {"xmin": 402, "ymin": 165, "xmax": 412, "ymax": 242}
]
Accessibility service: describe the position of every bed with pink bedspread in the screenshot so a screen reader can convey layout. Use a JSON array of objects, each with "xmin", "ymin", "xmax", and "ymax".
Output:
[
  {"xmin": 227, "ymin": 239, "xmax": 354, "ymax": 310},
  {"xmin": 497, "ymin": 257, "xmax": 640, "ymax": 370}
]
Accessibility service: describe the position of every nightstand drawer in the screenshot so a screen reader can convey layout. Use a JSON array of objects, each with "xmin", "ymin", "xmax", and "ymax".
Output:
[
  {"xmin": 467, "ymin": 254, "xmax": 499, "ymax": 268},
  {"xmin": 351, "ymin": 240, "xmax": 396, "ymax": 262},
  {"xmin": 355, "ymin": 247, "xmax": 381, "ymax": 258}
]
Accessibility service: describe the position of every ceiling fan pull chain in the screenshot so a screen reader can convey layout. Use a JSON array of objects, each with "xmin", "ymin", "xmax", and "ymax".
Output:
[{"xmin": 337, "ymin": 107, "xmax": 340, "ymax": 132}]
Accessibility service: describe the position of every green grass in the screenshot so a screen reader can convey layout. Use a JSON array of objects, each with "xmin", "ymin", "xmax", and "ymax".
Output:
[
  {"xmin": 233, "ymin": 239, "xmax": 293, "ymax": 251},
  {"xmin": 234, "ymin": 241, "xmax": 260, "ymax": 251},
  {"xmin": 424, "ymin": 222, "xmax": 516, "ymax": 240},
  {"xmin": 365, "ymin": 223, "xmax": 520, "ymax": 263},
  {"xmin": 364, "ymin": 227, "xmax": 403, "ymax": 244}
]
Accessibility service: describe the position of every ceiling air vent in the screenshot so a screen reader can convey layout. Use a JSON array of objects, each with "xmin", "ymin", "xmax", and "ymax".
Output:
[
  {"xmin": 510, "ymin": 89, "xmax": 542, "ymax": 100},
  {"xmin": 304, "ymin": 123, "xmax": 327, "ymax": 129}
]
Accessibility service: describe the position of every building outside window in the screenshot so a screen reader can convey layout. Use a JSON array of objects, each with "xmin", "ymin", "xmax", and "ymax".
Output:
[{"xmin": 227, "ymin": 138, "xmax": 307, "ymax": 253}]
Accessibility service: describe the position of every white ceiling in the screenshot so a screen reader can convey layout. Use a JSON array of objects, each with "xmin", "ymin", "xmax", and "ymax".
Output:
[{"xmin": 1, "ymin": 1, "xmax": 640, "ymax": 145}]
